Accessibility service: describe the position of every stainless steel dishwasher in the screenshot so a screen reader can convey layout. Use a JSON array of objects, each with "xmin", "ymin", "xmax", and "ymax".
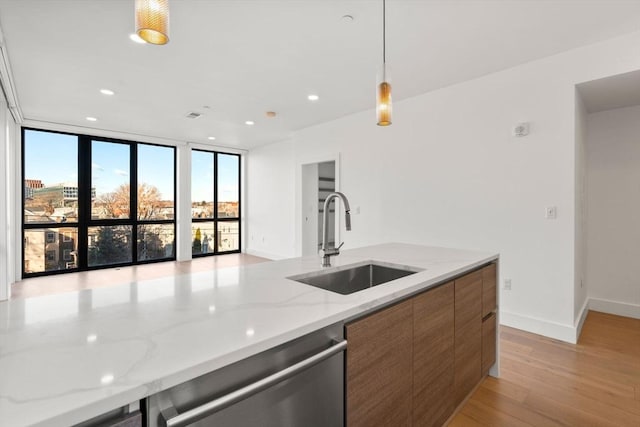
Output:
[{"xmin": 145, "ymin": 324, "xmax": 346, "ymax": 427}]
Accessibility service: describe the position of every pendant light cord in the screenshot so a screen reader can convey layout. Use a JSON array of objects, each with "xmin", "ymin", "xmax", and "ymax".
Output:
[{"xmin": 383, "ymin": 0, "xmax": 386, "ymax": 65}]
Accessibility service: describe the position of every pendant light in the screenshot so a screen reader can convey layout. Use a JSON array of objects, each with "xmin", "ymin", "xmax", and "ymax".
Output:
[
  {"xmin": 135, "ymin": 0, "xmax": 170, "ymax": 45},
  {"xmin": 376, "ymin": 0, "xmax": 392, "ymax": 126}
]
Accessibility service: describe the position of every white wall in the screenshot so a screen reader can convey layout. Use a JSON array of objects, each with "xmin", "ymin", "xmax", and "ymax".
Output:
[
  {"xmin": 245, "ymin": 138, "xmax": 296, "ymax": 259},
  {"xmin": 586, "ymin": 105, "xmax": 640, "ymax": 319},
  {"xmin": 574, "ymin": 92, "xmax": 589, "ymax": 331},
  {"xmin": 301, "ymin": 162, "xmax": 319, "ymax": 256},
  {"xmin": 0, "ymin": 94, "xmax": 8, "ymax": 301},
  {"xmin": 247, "ymin": 30, "xmax": 640, "ymax": 342},
  {"xmin": 0, "ymin": 91, "xmax": 17, "ymax": 301}
]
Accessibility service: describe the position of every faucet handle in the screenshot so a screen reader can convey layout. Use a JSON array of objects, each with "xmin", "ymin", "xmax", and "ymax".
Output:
[{"xmin": 337, "ymin": 242, "xmax": 345, "ymax": 250}]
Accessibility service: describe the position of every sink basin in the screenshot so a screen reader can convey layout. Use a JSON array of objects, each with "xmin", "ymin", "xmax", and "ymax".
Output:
[{"xmin": 288, "ymin": 261, "xmax": 422, "ymax": 295}]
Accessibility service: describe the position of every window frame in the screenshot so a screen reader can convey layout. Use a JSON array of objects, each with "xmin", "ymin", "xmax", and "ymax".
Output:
[
  {"xmin": 191, "ymin": 149, "xmax": 241, "ymax": 257},
  {"xmin": 22, "ymin": 127, "xmax": 177, "ymax": 278}
]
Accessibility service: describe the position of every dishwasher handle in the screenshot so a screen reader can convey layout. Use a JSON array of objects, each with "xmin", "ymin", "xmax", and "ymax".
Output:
[{"xmin": 160, "ymin": 339, "xmax": 348, "ymax": 427}]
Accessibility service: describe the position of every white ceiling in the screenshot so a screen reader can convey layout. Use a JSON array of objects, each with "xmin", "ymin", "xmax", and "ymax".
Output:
[
  {"xmin": 1, "ymin": 0, "xmax": 640, "ymax": 149},
  {"xmin": 578, "ymin": 69, "xmax": 640, "ymax": 113}
]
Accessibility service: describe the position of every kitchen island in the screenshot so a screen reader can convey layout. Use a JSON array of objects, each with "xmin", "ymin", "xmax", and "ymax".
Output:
[{"xmin": 0, "ymin": 243, "xmax": 498, "ymax": 427}]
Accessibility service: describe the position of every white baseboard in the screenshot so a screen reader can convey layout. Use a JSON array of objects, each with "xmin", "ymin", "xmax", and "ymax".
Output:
[
  {"xmin": 244, "ymin": 248, "xmax": 288, "ymax": 261},
  {"xmin": 500, "ymin": 310, "xmax": 578, "ymax": 344},
  {"xmin": 589, "ymin": 297, "xmax": 640, "ymax": 320},
  {"xmin": 502, "ymin": 298, "xmax": 638, "ymax": 344},
  {"xmin": 575, "ymin": 298, "xmax": 590, "ymax": 341}
]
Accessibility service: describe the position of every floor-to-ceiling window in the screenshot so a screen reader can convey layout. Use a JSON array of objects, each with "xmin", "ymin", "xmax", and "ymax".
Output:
[
  {"xmin": 22, "ymin": 128, "xmax": 176, "ymax": 277},
  {"xmin": 191, "ymin": 150, "xmax": 241, "ymax": 256}
]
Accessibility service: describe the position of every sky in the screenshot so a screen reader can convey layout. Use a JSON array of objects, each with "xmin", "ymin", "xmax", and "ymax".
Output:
[{"xmin": 24, "ymin": 130, "xmax": 239, "ymax": 203}]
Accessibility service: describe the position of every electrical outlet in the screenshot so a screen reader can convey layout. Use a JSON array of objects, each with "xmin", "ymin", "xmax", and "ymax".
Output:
[{"xmin": 504, "ymin": 279, "xmax": 512, "ymax": 291}]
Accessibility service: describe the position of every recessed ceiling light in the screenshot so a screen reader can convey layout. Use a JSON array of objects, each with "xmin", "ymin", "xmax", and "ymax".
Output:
[
  {"xmin": 208, "ymin": 136, "xmax": 216, "ymax": 141},
  {"xmin": 246, "ymin": 328, "xmax": 255, "ymax": 337},
  {"xmin": 129, "ymin": 33, "xmax": 146, "ymax": 44},
  {"xmin": 100, "ymin": 89, "xmax": 115, "ymax": 96},
  {"xmin": 245, "ymin": 121, "xmax": 255, "ymax": 126},
  {"xmin": 100, "ymin": 374, "xmax": 114, "ymax": 385},
  {"xmin": 86, "ymin": 117, "xmax": 98, "ymax": 122},
  {"xmin": 308, "ymin": 94, "xmax": 319, "ymax": 101},
  {"xmin": 86, "ymin": 334, "xmax": 97, "ymax": 343}
]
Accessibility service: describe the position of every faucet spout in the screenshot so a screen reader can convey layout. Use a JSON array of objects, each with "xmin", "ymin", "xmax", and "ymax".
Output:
[{"xmin": 322, "ymin": 192, "xmax": 352, "ymax": 267}]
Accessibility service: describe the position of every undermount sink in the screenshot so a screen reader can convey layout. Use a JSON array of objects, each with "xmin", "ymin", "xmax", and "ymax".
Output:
[{"xmin": 288, "ymin": 261, "xmax": 423, "ymax": 295}]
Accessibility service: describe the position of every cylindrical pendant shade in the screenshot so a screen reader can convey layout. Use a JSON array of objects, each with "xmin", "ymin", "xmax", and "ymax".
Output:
[
  {"xmin": 377, "ymin": 81, "xmax": 392, "ymax": 126},
  {"xmin": 135, "ymin": 0, "xmax": 170, "ymax": 45}
]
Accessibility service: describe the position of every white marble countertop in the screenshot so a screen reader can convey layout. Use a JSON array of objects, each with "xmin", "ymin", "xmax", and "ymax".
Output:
[{"xmin": 0, "ymin": 243, "xmax": 498, "ymax": 427}]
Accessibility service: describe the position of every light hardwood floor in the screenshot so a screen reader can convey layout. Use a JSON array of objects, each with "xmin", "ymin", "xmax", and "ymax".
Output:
[
  {"xmin": 450, "ymin": 311, "xmax": 640, "ymax": 427},
  {"xmin": 10, "ymin": 253, "xmax": 270, "ymax": 299}
]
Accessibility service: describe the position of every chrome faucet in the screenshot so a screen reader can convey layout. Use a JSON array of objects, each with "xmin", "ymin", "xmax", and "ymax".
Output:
[{"xmin": 321, "ymin": 192, "xmax": 351, "ymax": 267}]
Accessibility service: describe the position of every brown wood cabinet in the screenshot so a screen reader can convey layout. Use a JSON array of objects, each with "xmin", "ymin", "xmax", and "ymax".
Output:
[
  {"xmin": 482, "ymin": 312, "xmax": 497, "ymax": 376},
  {"xmin": 413, "ymin": 281, "xmax": 454, "ymax": 427},
  {"xmin": 345, "ymin": 262, "xmax": 497, "ymax": 426},
  {"xmin": 481, "ymin": 263, "xmax": 498, "ymax": 377},
  {"xmin": 482, "ymin": 263, "xmax": 497, "ymax": 318},
  {"xmin": 345, "ymin": 299, "xmax": 413, "ymax": 427},
  {"xmin": 453, "ymin": 270, "xmax": 483, "ymax": 407}
]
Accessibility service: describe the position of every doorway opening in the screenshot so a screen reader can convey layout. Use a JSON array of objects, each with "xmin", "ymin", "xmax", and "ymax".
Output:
[{"xmin": 301, "ymin": 161, "xmax": 336, "ymax": 256}]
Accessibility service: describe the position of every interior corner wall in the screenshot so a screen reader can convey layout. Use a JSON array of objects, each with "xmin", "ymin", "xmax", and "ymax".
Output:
[
  {"xmin": 245, "ymin": 138, "xmax": 296, "ymax": 260},
  {"xmin": 246, "ymin": 30, "xmax": 640, "ymax": 341},
  {"xmin": 574, "ymin": 91, "xmax": 589, "ymax": 331},
  {"xmin": 586, "ymin": 104, "xmax": 640, "ymax": 319},
  {"xmin": 0, "ymin": 91, "xmax": 17, "ymax": 301}
]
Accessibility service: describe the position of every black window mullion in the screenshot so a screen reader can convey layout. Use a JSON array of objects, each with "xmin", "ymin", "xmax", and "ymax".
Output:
[
  {"xmin": 173, "ymin": 146, "xmax": 177, "ymax": 258},
  {"xmin": 20, "ymin": 127, "xmax": 25, "ymax": 278},
  {"xmin": 77, "ymin": 136, "xmax": 91, "ymax": 270},
  {"xmin": 131, "ymin": 142, "xmax": 138, "ymax": 263},
  {"xmin": 237, "ymin": 153, "xmax": 242, "ymax": 253},
  {"xmin": 213, "ymin": 152, "xmax": 219, "ymax": 254}
]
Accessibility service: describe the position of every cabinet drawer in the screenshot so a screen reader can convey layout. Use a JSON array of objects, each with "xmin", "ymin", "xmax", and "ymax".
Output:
[
  {"xmin": 482, "ymin": 263, "xmax": 497, "ymax": 318},
  {"xmin": 482, "ymin": 312, "xmax": 497, "ymax": 376},
  {"xmin": 454, "ymin": 271, "xmax": 482, "ymax": 407}
]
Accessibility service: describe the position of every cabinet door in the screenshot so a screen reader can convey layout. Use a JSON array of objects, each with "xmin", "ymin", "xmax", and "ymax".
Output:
[
  {"xmin": 482, "ymin": 263, "xmax": 497, "ymax": 318},
  {"xmin": 482, "ymin": 312, "xmax": 497, "ymax": 376},
  {"xmin": 454, "ymin": 270, "xmax": 482, "ymax": 407},
  {"xmin": 413, "ymin": 281, "xmax": 454, "ymax": 427},
  {"xmin": 346, "ymin": 299, "xmax": 413, "ymax": 427}
]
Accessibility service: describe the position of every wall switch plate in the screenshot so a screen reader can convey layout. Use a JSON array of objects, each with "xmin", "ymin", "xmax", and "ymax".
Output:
[
  {"xmin": 545, "ymin": 206, "xmax": 557, "ymax": 219},
  {"xmin": 504, "ymin": 279, "xmax": 512, "ymax": 290}
]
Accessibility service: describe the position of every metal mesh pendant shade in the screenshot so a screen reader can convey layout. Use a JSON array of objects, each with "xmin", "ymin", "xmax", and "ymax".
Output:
[{"xmin": 135, "ymin": 0, "xmax": 170, "ymax": 45}]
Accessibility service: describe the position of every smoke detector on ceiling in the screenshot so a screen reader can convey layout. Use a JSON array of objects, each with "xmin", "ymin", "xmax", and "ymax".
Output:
[
  {"xmin": 513, "ymin": 122, "xmax": 530, "ymax": 137},
  {"xmin": 186, "ymin": 112, "xmax": 202, "ymax": 119}
]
